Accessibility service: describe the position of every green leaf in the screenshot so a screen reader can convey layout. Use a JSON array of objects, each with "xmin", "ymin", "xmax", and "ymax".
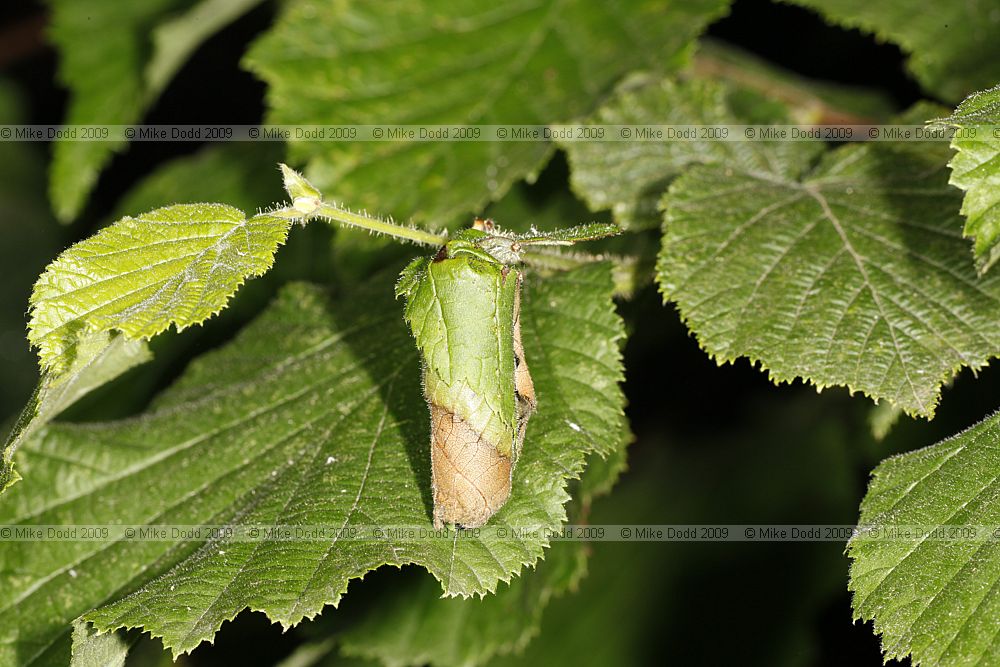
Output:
[
  {"xmin": 69, "ymin": 620, "xmax": 136, "ymax": 667},
  {"xmin": 868, "ymin": 401, "xmax": 904, "ymax": 442},
  {"xmin": 560, "ymin": 76, "xmax": 821, "ymax": 230},
  {"xmin": 47, "ymin": 0, "xmax": 262, "ymax": 221},
  {"xmin": 938, "ymin": 85, "xmax": 1000, "ymax": 274},
  {"xmin": 244, "ymin": 0, "xmax": 730, "ymax": 227},
  {"xmin": 0, "ymin": 263, "xmax": 625, "ymax": 661},
  {"xmin": 848, "ymin": 412, "xmax": 1000, "ymax": 666},
  {"xmin": 145, "ymin": 0, "xmax": 266, "ymax": 97},
  {"xmin": 657, "ymin": 104, "xmax": 1000, "ymax": 418},
  {"xmin": 513, "ymin": 222, "xmax": 620, "ymax": 246},
  {"xmin": 2, "ymin": 333, "xmax": 151, "ymax": 494},
  {"xmin": 47, "ymin": 0, "xmax": 180, "ymax": 220},
  {"xmin": 782, "ymin": 0, "xmax": 1000, "ymax": 102},
  {"xmin": 336, "ymin": 445, "xmax": 628, "ymax": 667},
  {"xmin": 274, "ymin": 639, "xmax": 341, "ymax": 667},
  {"xmin": 27, "ymin": 203, "xmax": 291, "ymax": 373}
]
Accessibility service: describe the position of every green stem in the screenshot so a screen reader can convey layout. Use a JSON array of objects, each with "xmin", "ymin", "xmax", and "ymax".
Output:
[
  {"xmin": 275, "ymin": 201, "xmax": 447, "ymax": 248},
  {"xmin": 314, "ymin": 202, "xmax": 446, "ymax": 247}
]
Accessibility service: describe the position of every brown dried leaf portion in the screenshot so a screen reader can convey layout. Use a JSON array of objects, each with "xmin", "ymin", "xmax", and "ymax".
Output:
[{"xmin": 430, "ymin": 403, "xmax": 513, "ymax": 528}]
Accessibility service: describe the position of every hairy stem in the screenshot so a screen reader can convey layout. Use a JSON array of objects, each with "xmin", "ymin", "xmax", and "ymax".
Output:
[
  {"xmin": 314, "ymin": 203, "xmax": 447, "ymax": 247},
  {"xmin": 275, "ymin": 201, "xmax": 447, "ymax": 247}
]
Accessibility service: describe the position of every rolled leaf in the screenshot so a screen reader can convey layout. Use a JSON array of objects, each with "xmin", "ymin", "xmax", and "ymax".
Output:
[{"xmin": 398, "ymin": 239, "xmax": 534, "ymax": 528}]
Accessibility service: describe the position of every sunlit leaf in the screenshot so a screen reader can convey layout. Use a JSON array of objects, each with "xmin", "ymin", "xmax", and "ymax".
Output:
[{"xmin": 28, "ymin": 204, "xmax": 291, "ymax": 373}]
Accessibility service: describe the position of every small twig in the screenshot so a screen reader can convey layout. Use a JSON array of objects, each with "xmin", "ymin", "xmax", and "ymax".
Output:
[{"xmin": 691, "ymin": 40, "xmax": 885, "ymax": 125}]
